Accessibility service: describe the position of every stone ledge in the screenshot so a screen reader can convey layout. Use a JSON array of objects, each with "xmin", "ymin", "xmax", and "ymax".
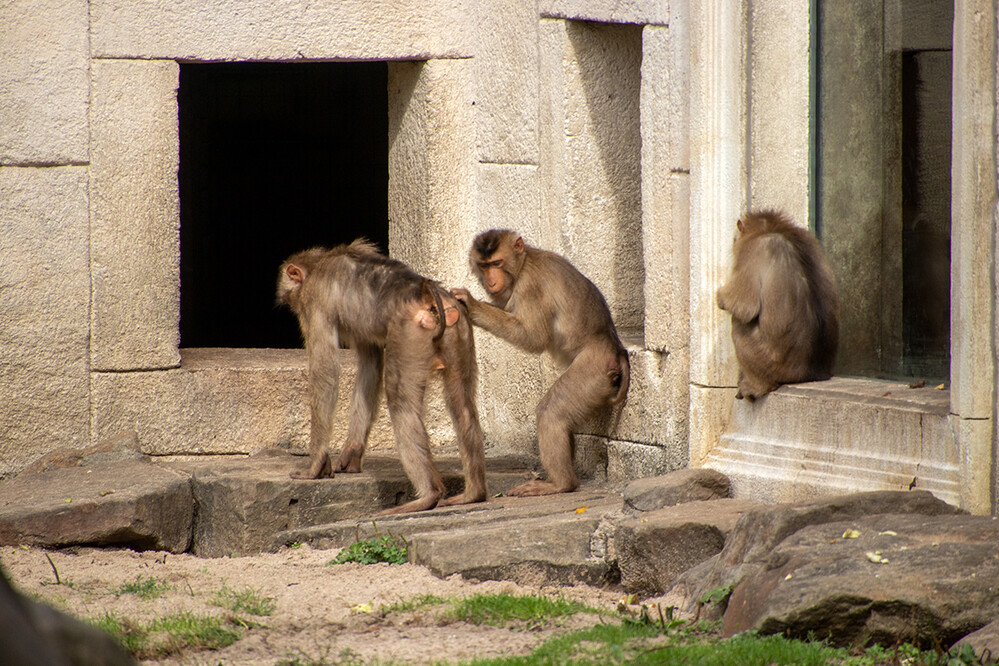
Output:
[{"xmin": 705, "ymin": 377, "xmax": 958, "ymax": 506}]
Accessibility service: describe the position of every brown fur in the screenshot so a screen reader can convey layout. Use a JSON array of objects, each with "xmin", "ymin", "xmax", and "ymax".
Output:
[
  {"xmin": 716, "ymin": 210, "xmax": 840, "ymax": 400},
  {"xmin": 277, "ymin": 239, "xmax": 487, "ymax": 515},
  {"xmin": 453, "ymin": 229, "xmax": 630, "ymax": 497}
]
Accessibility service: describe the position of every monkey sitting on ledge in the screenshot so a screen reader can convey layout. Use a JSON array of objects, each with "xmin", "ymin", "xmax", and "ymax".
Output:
[
  {"xmin": 452, "ymin": 229, "xmax": 630, "ymax": 498},
  {"xmin": 277, "ymin": 239, "xmax": 487, "ymax": 515},
  {"xmin": 716, "ymin": 210, "xmax": 840, "ymax": 400}
]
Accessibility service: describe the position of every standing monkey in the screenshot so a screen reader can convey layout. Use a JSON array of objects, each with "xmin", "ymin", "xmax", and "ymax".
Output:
[
  {"xmin": 277, "ymin": 239, "xmax": 487, "ymax": 514},
  {"xmin": 716, "ymin": 210, "xmax": 840, "ymax": 400},
  {"xmin": 452, "ymin": 230, "xmax": 630, "ymax": 497}
]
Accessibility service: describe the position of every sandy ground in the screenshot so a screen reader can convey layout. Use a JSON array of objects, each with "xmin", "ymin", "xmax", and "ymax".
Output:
[{"xmin": 1, "ymin": 544, "xmax": 628, "ymax": 665}]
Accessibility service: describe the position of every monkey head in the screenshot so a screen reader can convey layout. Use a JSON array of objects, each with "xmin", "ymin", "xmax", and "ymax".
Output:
[
  {"xmin": 276, "ymin": 247, "xmax": 326, "ymax": 313},
  {"xmin": 470, "ymin": 229, "xmax": 526, "ymax": 302}
]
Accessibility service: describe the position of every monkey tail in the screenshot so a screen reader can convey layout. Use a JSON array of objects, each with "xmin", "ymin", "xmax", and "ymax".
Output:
[
  {"xmin": 609, "ymin": 350, "xmax": 631, "ymax": 406},
  {"xmin": 423, "ymin": 280, "xmax": 447, "ymax": 343}
]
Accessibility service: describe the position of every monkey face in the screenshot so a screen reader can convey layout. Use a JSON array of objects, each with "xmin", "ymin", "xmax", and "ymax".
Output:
[{"xmin": 477, "ymin": 258, "xmax": 508, "ymax": 295}]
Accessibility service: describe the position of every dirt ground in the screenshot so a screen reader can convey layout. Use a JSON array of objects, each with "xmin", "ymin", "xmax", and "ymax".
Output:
[{"xmin": 1, "ymin": 543, "xmax": 630, "ymax": 665}]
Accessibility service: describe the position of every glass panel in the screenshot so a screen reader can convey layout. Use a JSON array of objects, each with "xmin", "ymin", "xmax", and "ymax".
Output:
[{"xmin": 815, "ymin": 0, "xmax": 952, "ymax": 380}]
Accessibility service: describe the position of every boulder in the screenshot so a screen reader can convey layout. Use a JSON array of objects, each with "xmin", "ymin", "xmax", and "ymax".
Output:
[
  {"xmin": 0, "ymin": 459, "xmax": 193, "ymax": 552},
  {"xmin": 0, "ymin": 564, "xmax": 135, "ymax": 665},
  {"xmin": 615, "ymin": 498, "xmax": 761, "ymax": 596},
  {"xmin": 674, "ymin": 490, "xmax": 963, "ymax": 616},
  {"xmin": 723, "ymin": 512, "xmax": 999, "ymax": 649},
  {"xmin": 954, "ymin": 619, "xmax": 999, "ymax": 664},
  {"xmin": 622, "ymin": 469, "xmax": 731, "ymax": 513}
]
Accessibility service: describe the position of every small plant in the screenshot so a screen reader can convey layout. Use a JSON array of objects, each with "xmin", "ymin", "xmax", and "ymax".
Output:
[
  {"xmin": 94, "ymin": 611, "xmax": 241, "ymax": 660},
  {"xmin": 329, "ymin": 524, "xmax": 408, "ymax": 565},
  {"xmin": 212, "ymin": 583, "xmax": 276, "ymax": 617},
  {"xmin": 115, "ymin": 574, "xmax": 171, "ymax": 600},
  {"xmin": 445, "ymin": 593, "xmax": 596, "ymax": 629}
]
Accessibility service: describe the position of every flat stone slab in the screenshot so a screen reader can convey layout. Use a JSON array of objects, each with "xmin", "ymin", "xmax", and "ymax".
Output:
[
  {"xmin": 166, "ymin": 451, "xmax": 534, "ymax": 557},
  {"xmin": 0, "ymin": 459, "xmax": 193, "ymax": 553},
  {"xmin": 277, "ymin": 486, "xmax": 621, "ymax": 587}
]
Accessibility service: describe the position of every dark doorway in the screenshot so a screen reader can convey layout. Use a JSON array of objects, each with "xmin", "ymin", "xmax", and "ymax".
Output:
[{"xmin": 179, "ymin": 61, "xmax": 389, "ymax": 348}]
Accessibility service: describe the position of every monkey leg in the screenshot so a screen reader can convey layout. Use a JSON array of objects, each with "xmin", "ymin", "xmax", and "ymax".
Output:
[
  {"xmin": 292, "ymin": 341, "xmax": 340, "ymax": 480},
  {"xmin": 334, "ymin": 343, "xmax": 384, "ymax": 473},
  {"xmin": 508, "ymin": 348, "xmax": 614, "ymax": 497},
  {"xmin": 437, "ymin": 334, "xmax": 488, "ymax": 507},
  {"xmin": 378, "ymin": 335, "xmax": 446, "ymax": 515}
]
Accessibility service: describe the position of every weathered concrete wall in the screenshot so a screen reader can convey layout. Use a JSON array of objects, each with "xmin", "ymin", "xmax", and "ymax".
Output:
[{"xmin": 0, "ymin": 167, "xmax": 91, "ymax": 477}]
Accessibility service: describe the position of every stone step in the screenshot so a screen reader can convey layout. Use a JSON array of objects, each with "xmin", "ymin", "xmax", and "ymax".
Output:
[
  {"xmin": 705, "ymin": 377, "xmax": 959, "ymax": 506},
  {"xmin": 164, "ymin": 452, "xmax": 536, "ymax": 557}
]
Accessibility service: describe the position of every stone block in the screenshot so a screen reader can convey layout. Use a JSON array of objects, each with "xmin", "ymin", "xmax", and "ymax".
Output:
[
  {"xmin": 609, "ymin": 348, "xmax": 688, "ymax": 450},
  {"xmin": 615, "ymin": 498, "xmax": 761, "ymax": 596},
  {"xmin": 472, "ymin": 0, "xmax": 539, "ymax": 164},
  {"xmin": 0, "ymin": 460, "xmax": 193, "ymax": 553},
  {"xmin": 0, "ymin": 0, "xmax": 88, "ymax": 164},
  {"xmin": 474, "ymin": 163, "xmax": 541, "ymax": 242},
  {"xmin": 607, "ymin": 440, "xmax": 681, "ymax": 483},
  {"xmin": 91, "ymin": 348, "xmax": 451, "ymax": 457},
  {"xmin": 90, "ymin": 59, "xmax": 180, "ymax": 371},
  {"xmin": 473, "ymin": 335, "xmax": 547, "ymax": 458},
  {"xmin": 538, "ymin": 19, "xmax": 645, "ymax": 333},
  {"xmin": 641, "ymin": 23, "xmax": 690, "ymax": 352},
  {"xmin": 622, "ymin": 468, "xmax": 731, "ymax": 512},
  {"xmin": 540, "ymin": 0, "xmax": 668, "ymax": 26},
  {"xmin": 748, "ymin": 2, "xmax": 810, "ymax": 219},
  {"xmin": 0, "ymin": 166, "xmax": 90, "ymax": 478},
  {"xmin": 409, "ymin": 512, "xmax": 615, "ymax": 587},
  {"xmin": 388, "ymin": 59, "xmax": 476, "ymax": 290},
  {"xmin": 91, "ymin": 0, "xmax": 471, "ymax": 61}
]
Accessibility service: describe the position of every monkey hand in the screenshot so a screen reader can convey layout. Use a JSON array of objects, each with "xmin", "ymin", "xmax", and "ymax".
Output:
[{"xmin": 450, "ymin": 287, "xmax": 476, "ymax": 308}]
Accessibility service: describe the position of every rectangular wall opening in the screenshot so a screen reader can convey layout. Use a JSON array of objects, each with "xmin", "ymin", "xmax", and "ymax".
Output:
[{"xmin": 178, "ymin": 61, "xmax": 389, "ymax": 349}]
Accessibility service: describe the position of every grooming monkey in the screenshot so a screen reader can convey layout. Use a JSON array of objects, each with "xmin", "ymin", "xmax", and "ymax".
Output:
[
  {"xmin": 716, "ymin": 210, "xmax": 840, "ymax": 400},
  {"xmin": 452, "ymin": 230, "xmax": 630, "ymax": 497},
  {"xmin": 277, "ymin": 239, "xmax": 486, "ymax": 514}
]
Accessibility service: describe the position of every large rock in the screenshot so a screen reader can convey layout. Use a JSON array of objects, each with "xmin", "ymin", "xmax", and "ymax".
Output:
[
  {"xmin": 723, "ymin": 512, "xmax": 999, "ymax": 649},
  {"xmin": 0, "ymin": 460, "xmax": 193, "ymax": 553},
  {"xmin": 954, "ymin": 619, "xmax": 999, "ymax": 664},
  {"xmin": 674, "ymin": 490, "xmax": 963, "ymax": 615},
  {"xmin": 615, "ymin": 498, "xmax": 761, "ymax": 596},
  {"xmin": 0, "ymin": 568, "xmax": 135, "ymax": 665}
]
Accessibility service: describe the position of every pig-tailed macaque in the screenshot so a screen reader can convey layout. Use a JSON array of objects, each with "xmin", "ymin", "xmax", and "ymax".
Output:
[
  {"xmin": 452, "ymin": 230, "xmax": 630, "ymax": 497},
  {"xmin": 277, "ymin": 239, "xmax": 487, "ymax": 515},
  {"xmin": 716, "ymin": 210, "xmax": 840, "ymax": 400}
]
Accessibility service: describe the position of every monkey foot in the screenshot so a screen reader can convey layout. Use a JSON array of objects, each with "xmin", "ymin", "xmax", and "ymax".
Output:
[
  {"xmin": 506, "ymin": 480, "xmax": 576, "ymax": 497},
  {"xmin": 333, "ymin": 445, "xmax": 364, "ymax": 473},
  {"xmin": 289, "ymin": 453, "xmax": 333, "ymax": 480},
  {"xmin": 437, "ymin": 490, "xmax": 487, "ymax": 507},
  {"xmin": 376, "ymin": 495, "xmax": 442, "ymax": 515}
]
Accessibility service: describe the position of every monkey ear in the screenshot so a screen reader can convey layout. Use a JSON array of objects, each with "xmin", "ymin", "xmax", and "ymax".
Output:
[
  {"xmin": 736, "ymin": 219, "xmax": 746, "ymax": 233},
  {"xmin": 513, "ymin": 236, "xmax": 525, "ymax": 254},
  {"xmin": 286, "ymin": 264, "xmax": 306, "ymax": 285}
]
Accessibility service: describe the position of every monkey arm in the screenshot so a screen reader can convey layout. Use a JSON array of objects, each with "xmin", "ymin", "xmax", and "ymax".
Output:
[
  {"xmin": 467, "ymin": 299, "xmax": 550, "ymax": 354},
  {"xmin": 717, "ymin": 266, "xmax": 762, "ymax": 324}
]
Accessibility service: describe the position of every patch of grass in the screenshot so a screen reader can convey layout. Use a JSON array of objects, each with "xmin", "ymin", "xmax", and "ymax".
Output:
[
  {"xmin": 329, "ymin": 534, "xmax": 408, "ymax": 565},
  {"xmin": 94, "ymin": 611, "xmax": 241, "ymax": 660},
  {"xmin": 212, "ymin": 583, "xmax": 276, "ymax": 617},
  {"xmin": 115, "ymin": 574, "xmax": 171, "ymax": 600},
  {"xmin": 445, "ymin": 593, "xmax": 597, "ymax": 629}
]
